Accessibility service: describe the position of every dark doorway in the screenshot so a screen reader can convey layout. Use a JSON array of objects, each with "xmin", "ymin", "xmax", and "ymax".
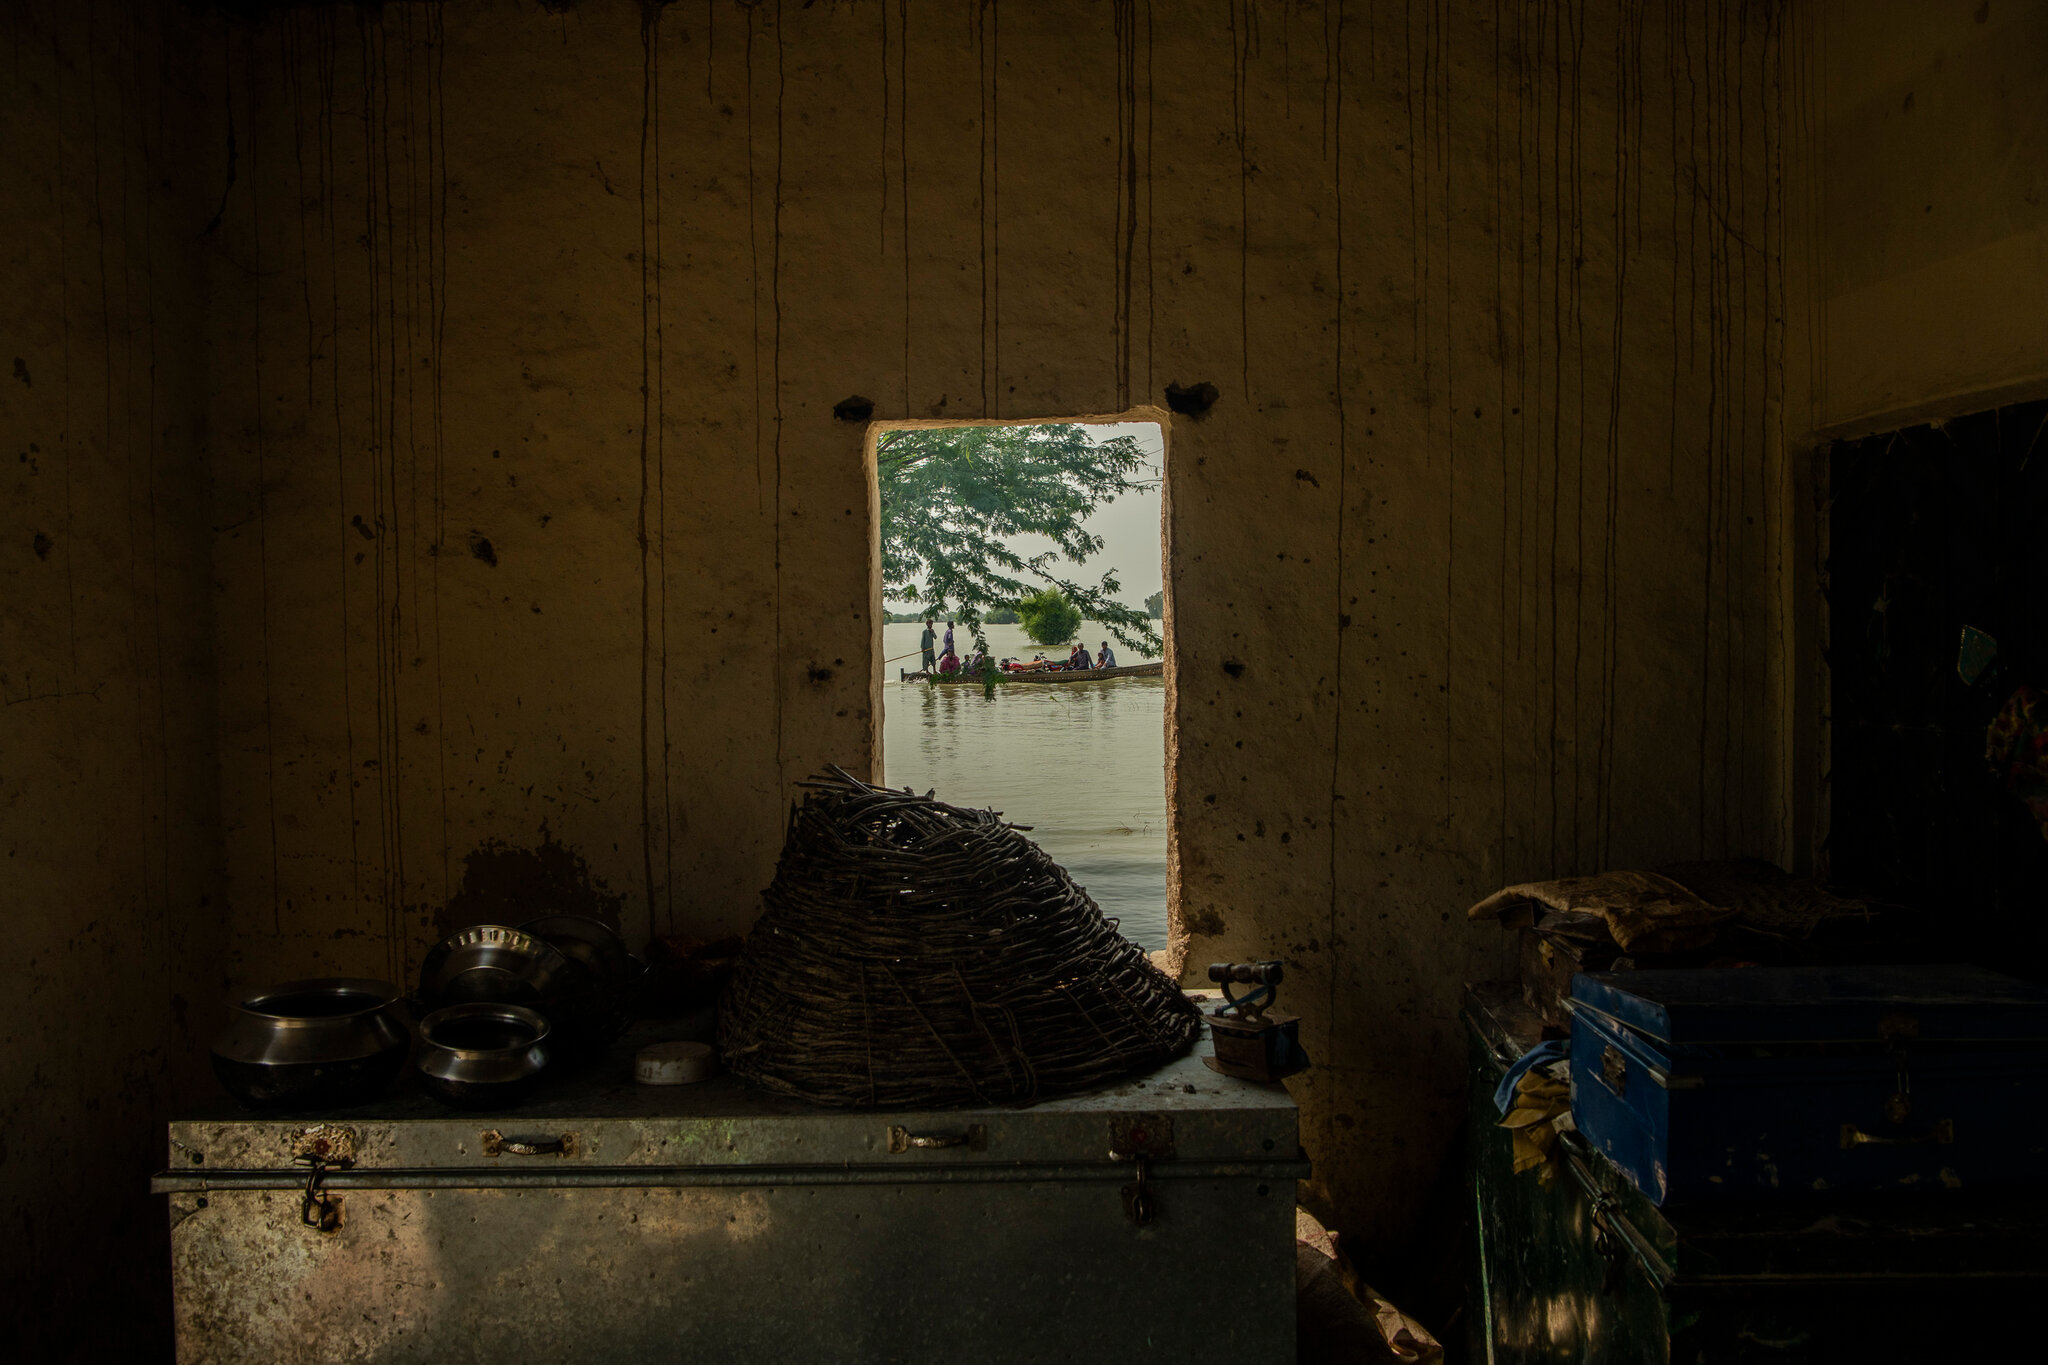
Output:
[{"xmin": 1826, "ymin": 399, "xmax": 2048, "ymax": 977}]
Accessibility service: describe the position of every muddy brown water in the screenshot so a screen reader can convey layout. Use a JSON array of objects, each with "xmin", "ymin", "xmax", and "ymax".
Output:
[{"xmin": 881, "ymin": 621, "xmax": 1168, "ymax": 952}]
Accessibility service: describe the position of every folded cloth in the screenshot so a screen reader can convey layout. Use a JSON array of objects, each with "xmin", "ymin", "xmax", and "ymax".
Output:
[
  {"xmin": 1466, "ymin": 869, "xmax": 1732, "ymax": 954},
  {"xmin": 1492, "ymin": 1038, "xmax": 1570, "ymax": 1115},
  {"xmin": 1500, "ymin": 1068, "xmax": 1572, "ymax": 1180},
  {"xmin": 1655, "ymin": 858, "xmax": 1872, "ymax": 940}
]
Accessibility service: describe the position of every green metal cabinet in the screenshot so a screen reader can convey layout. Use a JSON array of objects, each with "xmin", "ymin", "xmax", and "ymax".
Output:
[{"xmin": 1466, "ymin": 983, "xmax": 2048, "ymax": 1363}]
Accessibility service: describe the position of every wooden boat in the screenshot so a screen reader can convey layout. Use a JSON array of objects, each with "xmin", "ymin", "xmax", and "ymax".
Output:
[{"xmin": 900, "ymin": 661, "xmax": 1164, "ymax": 684}]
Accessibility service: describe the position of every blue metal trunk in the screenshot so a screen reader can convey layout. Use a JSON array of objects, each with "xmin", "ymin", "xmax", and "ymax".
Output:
[
  {"xmin": 1569, "ymin": 965, "xmax": 2048, "ymax": 1205},
  {"xmin": 1468, "ymin": 983, "xmax": 2048, "ymax": 1363}
]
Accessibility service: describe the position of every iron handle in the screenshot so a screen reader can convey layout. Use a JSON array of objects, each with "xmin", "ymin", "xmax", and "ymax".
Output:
[
  {"xmin": 1840, "ymin": 1118, "xmax": 1954, "ymax": 1148},
  {"xmin": 887, "ymin": 1124, "xmax": 987, "ymax": 1154},
  {"xmin": 480, "ymin": 1130, "xmax": 580, "ymax": 1158},
  {"xmin": 500, "ymin": 1138, "xmax": 564, "ymax": 1156},
  {"xmin": 1208, "ymin": 961, "xmax": 1283, "ymax": 986}
]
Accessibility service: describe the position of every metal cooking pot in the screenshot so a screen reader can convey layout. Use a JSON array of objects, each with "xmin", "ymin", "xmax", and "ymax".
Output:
[
  {"xmin": 210, "ymin": 978, "xmax": 410, "ymax": 1110},
  {"xmin": 417, "ymin": 924, "xmax": 573, "ymax": 1012},
  {"xmin": 520, "ymin": 914, "xmax": 642, "ymax": 1048},
  {"xmin": 415, "ymin": 1003, "xmax": 552, "ymax": 1109}
]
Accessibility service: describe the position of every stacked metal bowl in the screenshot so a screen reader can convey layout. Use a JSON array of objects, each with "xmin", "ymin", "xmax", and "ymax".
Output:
[
  {"xmin": 413, "ymin": 916, "xmax": 643, "ymax": 1108},
  {"xmin": 209, "ymin": 916, "xmax": 641, "ymax": 1112}
]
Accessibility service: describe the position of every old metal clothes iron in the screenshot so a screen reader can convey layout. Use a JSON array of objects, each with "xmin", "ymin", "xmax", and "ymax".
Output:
[{"xmin": 1204, "ymin": 961, "xmax": 1311, "ymax": 1082}]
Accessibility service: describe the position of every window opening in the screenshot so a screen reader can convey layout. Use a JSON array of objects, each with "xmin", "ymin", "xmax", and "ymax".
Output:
[{"xmin": 872, "ymin": 417, "xmax": 1172, "ymax": 953}]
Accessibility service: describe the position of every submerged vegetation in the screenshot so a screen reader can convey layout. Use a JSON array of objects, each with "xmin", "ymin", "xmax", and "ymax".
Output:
[{"xmin": 1015, "ymin": 588, "xmax": 1084, "ymax": 646}]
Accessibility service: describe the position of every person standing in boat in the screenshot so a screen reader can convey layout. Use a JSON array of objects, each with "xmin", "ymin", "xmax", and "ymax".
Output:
[
  {"xmin": 943, "ymin": 620, "xmax": 956, "ymax": 659},
  {"xmin": 1097, "ymin": 640, "xmax": 1117, "ymax": 669},
  {"xmin": 919, "ymin": 617, "xmax": 938, "ymax": 674}
]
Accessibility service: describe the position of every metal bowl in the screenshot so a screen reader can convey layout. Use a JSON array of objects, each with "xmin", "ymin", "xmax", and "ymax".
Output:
[
  {"xmin": 210, "ymin": 978, "xmax": 410, "ymax": 1110},
  {"xmin": 417, "ymin": 924, "xmax": 573, "ymax": 1012},
  {"xmin": 520, "ymin": 914, "xmax": 643, "ymax": 1048},
  {"xmin": 415, "ymin": 1003, "xmax": 552, "ymax": 1109}
]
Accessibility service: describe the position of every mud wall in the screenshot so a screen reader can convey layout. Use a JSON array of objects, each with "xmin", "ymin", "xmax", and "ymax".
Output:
[
  {"xmin": 3, "ymin": 1, "xmax": 1817, "ymax": 1344},
  {"xmin": 0, "ymin": 3, "xmax": 224, "ymax": 1356},
  {"xmin": 191, "ymin": 0, "xmax": 1793, "ymax": 1257}
]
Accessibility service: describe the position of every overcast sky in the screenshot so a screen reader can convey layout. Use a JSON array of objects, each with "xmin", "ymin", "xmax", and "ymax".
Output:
[{"xmin": 885, "ymin": 420, "xmax": 1166, "ymax": 614}]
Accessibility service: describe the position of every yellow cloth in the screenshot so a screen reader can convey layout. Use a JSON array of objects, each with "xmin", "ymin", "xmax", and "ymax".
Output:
[{"xmin": 1498, "ymin": 1071, "xmax": 1570, "ymax": 1181}]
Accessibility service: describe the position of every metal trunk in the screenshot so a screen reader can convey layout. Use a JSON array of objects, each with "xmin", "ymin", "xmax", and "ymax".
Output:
[
  {"xmin": 156, "ymin": 1042, "xmax": 1304, "ymax": 1364},
  {"xmin": 1467, "ymin": 983, "xmax": 2048, "ymax": 1363}
]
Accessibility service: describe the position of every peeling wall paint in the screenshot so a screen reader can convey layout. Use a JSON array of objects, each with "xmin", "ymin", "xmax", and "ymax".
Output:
[{"xmin": 10, "ymin": 0, "xmax": 2042, "ymax": 1350}]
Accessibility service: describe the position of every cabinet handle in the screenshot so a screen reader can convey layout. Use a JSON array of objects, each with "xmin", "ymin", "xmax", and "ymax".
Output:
[
  {"xmin": 887, "ymin": 1124, "xmax": 987, "ymax": 1154},
  {"xmin": 1839, "ymin": 1118, "xmax": 1953, "ymax": 1148}
]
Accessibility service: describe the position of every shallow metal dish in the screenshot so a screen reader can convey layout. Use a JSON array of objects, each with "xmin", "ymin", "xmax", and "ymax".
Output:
[
  {"xmin": 210, "ymin": 978, "xmax": 409, "ymax": 1110},
  {"xmin": 417, "ymin": 924, "xmax": 572, "ymax": 1012},
  {"xmin": 415, "ymin": 1003, "xmax": 551, "ymax": 1109}
]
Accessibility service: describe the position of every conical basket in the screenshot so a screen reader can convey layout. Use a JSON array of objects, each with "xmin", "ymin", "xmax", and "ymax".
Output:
[{"xmin": 718, "ymin": 767, "xmax": 1200, "ymax": 1107}]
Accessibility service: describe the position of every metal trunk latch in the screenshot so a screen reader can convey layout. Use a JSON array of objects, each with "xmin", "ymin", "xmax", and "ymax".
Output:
[
  {"xmin": 1599, "ymin": 1044, "xmax": 1629, "ymax": 1097},
  {"xmin": 1880, "ymin": 1011, "xmax": 1920, "ymax": 1124},
  {"xmin": 291, "ymin": 1126, "xmax": 358, "ymax": 1234},
  {"xmin": 296, "ymin": 1154, "xmax": 349, "ymax": 1234},
  {"xmin": 1589, "ymin": 1197, "xmax": 1625, "ymax": 1295},
  {"xmin": 1109, "ymin": 1115, "xmax": 1175, "ymax": 1227}
]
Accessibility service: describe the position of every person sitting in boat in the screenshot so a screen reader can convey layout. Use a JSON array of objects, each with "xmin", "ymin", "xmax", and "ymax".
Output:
[
  {"xmin": 1072, "ymin": 644, "xmax": 1094, "ymax": 670},
  {"xmin": 1097, "ymin": 641, "xmax": 1117, "ymax": 669},
  {"xmin": 937, "ymin": 649, "xmax": 961, "ymax": 674}
]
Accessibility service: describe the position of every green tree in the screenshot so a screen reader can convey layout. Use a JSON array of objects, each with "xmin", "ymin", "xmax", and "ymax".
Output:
[
  {"xmin": 1144, "ymin": 590, "xmax": 1164, "ymax": 619},
  {"xmin": 1015, "ymin": 588, "xmax": 1083, "ymax": 646},
  {"xmin": 879, "ymin": 424, "xmax": 1162, "ymax": 653}
]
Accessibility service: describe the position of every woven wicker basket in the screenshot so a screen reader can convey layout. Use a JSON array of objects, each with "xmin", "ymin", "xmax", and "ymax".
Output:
[{"xmin": 719, "ymin": 768, "xmax": 1200, "ymax": 1107}]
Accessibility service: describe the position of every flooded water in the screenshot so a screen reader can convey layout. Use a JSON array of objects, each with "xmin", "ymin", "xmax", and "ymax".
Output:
[{"xmin": 879, "ymin": 620, "xmax": 1168, "ymax": 951}]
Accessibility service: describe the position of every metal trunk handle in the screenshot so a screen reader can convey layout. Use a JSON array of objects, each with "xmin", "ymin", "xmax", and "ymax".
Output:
[
  {"xmin": 481, "ymin": 1130, "xmax": 580, "ymax": 1157},
  {"xmin": 887, "ymin": 1124, "xmax": 987, "ymax": 1154}
]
